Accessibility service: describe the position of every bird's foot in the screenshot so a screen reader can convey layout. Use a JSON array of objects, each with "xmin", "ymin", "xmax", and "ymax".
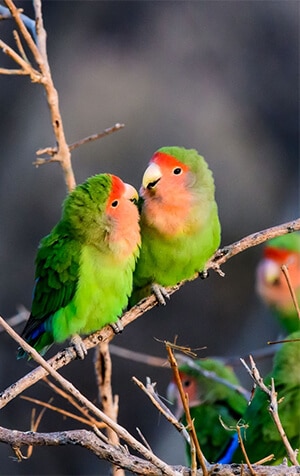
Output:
[
  {"xmin": 151, "ymin": 283, "xmax": 170, "ymax": 305},
  {"xmin": 199, "ymin": 269, "xmax": 209, "ymax": 279},
  {"xmin": 110, "ymin": 318, "xmax": 124, "ymax": 334},
  {"xmin": 70, "ymin": 334, "xmax": 87, "ymax": 360}
]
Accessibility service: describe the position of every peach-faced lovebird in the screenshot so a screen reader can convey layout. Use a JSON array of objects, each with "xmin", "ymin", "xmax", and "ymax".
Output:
[
  {"xmin": 129, "ymin": 146, "xmax": 221, "ymax": 306},
  {"xmin": 18, "ymin": 174, "xmax": 140, "ymax": 359},
  {"xmin": 230, "ymin": 331, "xmax": 300, "ymax": 465},
  {"xmin": 167, "ymin": 358, "xmax": 248, "ymax": 464},
  {"xmin": 256, "ymin": 233, "xmax": 300, "ymax": 333}
]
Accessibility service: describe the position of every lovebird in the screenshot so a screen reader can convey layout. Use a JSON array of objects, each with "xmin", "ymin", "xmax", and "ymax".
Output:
[
  {"xmin": 256, "ymin": 233, "xmax": 300, "ymax": 333},
  {"xmin": 167, "ymin": 358, "xmax": 248, "ymax": 464},
  {"xmin": 230, "ymin": 331, "xmax": 300, "ymax": 465},
  {"xmin": 18, "ymin": 174, "xmax": 141, "ymax": 359},
  {"xmin": 129, "ymin": 146, "xmax": 221, "ymax": 306}
]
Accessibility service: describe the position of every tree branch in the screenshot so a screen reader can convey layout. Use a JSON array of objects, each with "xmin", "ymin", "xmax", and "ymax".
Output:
[
  {"xmin": 2, "ymin": 0, "xmax": 75, "ymax": 190},
  {"xmin": 0, "ymin": 220, "xmax": 299, "ymax": 409}
]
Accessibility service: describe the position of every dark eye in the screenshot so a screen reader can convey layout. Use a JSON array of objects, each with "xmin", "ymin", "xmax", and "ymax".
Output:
[
  {"xmin": 182, "ymin": 379, "xmax": 191, "ymax": 388},
  {"xmin": 111, "ymin": 200, "xmax": 119, "ymax": 208},
  {"xmin": 173, "ymin": 167, "xmax": 182, "ymax": 175}
]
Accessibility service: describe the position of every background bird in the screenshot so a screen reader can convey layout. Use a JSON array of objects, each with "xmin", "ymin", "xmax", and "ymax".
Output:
[
  {"xmin": 129, "ymin": 146, "xmax": 221, "ymax": 307},
  {"xmin": 256, "ymin": 233, "xmax": 300, "ymax": 333},
  {"xmin": 167, "ymin": 358, "xmax": 248, "ymax": 464},
  {"xmin": 230, "ymin": 331, "xmax": 300, "ymax": 465},
  {"xmin": 18, "ymin": 174, "xmax": 140, "ymax": 359}
]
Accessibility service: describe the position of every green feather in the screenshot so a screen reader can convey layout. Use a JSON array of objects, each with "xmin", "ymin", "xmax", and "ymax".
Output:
[
  {"xmin": 18, "ymin": 174, "xmax": 139, "ymax": 358},
  {"xmin": 232, "ymin": 332, "xmax": 300, "ymax": 465},
  {"xmin": 129, "ymin": 146, "xmax": 221, "ymax": 306}
]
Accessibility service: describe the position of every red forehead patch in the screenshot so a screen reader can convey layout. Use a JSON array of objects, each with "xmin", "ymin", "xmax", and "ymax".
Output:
[
  {"xmin": 151, "ymin": 152, "xmax": 189, "ymax": 172},
  {"xmin": 107, "ymin": 175, "xmax": 125, "ymax": 206},
  {"xmin": 264, "ymin": 246, "xmax": 293, "ymax": 263}
]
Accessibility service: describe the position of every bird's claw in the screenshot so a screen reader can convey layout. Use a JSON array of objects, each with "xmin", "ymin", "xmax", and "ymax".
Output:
[
  {"xmin": 199, "ymin": 269, "xmax": 209, "ymax": 279},
  {"xmin": 70, "ymin": 334, "xmax": 87, "ymax": 360},
  {"xmin": 151, "ymin": 283, "xmax": 170, "ymax": 305},
  {"xmin": 110, "ymin": 318, "xmax": 124, "ymax": 334}
]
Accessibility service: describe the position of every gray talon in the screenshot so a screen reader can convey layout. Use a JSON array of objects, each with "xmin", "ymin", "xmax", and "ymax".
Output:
[
  {"xmin": 70, "ymin": 334, "xmax": 87, "ymax": 360},
  {"xmin": 110, "ymin": 318, "xmax": 123, "ymax": 334},
  {"xmin": 151, "ymin": 283, "xmax": 170, "ymax": 305}
]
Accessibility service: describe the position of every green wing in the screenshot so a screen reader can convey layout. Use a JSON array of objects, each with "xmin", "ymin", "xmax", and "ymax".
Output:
[
  {"xmin": 233, "ymin": 333, "xmax": 300, "ymax": 464},
  {"xmin": 31, "ymin": 231, "xmax": 80, "ymax": 319},
  {"xmin": 18, "ymin": 229, "xmax": 80, "ymax": 355}
]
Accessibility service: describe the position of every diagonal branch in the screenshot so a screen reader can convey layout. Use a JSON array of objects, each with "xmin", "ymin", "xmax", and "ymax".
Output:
[
  {"xmin": 0, "ymin": 317, "xmax": 179, "ymax": 476},
  {"xmin": 0, "ymin": 221, "xmax": 300, "ymax": 410}
]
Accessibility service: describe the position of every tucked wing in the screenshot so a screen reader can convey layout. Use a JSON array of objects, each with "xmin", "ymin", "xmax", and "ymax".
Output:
[{"xmin": 20, "ymin": 230, "xmax": 80, "ymax": 346}]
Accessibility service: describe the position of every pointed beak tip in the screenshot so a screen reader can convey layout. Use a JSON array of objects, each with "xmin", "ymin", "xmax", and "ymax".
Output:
[
  {"xmin": 124, "ymin": 183, "xmax": 139, "ymax": 202},
  {"xmin": 142, "ymin": 162, "xmax": 162, "ymax": 190}
]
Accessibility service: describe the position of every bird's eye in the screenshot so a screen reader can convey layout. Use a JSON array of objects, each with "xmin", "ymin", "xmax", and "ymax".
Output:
[
  {"xmin": 173, "ymin": 167, "xmax": 182, "ymax": 175},
  {"xmin": 111, "ymin": 200, "xmax": 119, "ymax": 208},
  {"xmin": 182, "ymin": 379, "xmax": 191, "ymax": 388}
]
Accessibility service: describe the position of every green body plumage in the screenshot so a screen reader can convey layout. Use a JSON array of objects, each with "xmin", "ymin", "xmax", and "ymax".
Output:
[
  {"xmin": 167, "ymin": 358, "xmax": 248, "ymax": 464},
  {"xmin": 129, "ymin": 146, "xmax": 221, "ymax": 306},
  {"xmin": 18, "ymin": 174, "xmax": 140, "ymax": 357},
  {"xmin": 231, "ymin": 332, "xmax": 300, "ymax": 465}
]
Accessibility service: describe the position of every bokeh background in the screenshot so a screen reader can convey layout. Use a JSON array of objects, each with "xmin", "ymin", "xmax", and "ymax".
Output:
[{"xmin": 0, "ymin": 1, "xmax": 299, "ymax": 474}]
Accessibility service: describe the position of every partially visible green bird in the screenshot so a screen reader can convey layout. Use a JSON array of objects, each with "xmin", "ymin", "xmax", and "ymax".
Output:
[
  {"xmin": 256, "ymin": 233, "xmax": 300, "ymax": 333},
  {"xmin": 129, "ymin": 146, "xmax": 221, "ymax": 307},
  {"xmin": 167, "ymin": 358, "xmax": 248, "ymax": 464},
  {"xmin": 18, "ymin": 174, "xmax": 141, "ymax": 359},
  {"xmin": 230, "ymin": 332, "xmax": 300, "ymax": 465}
]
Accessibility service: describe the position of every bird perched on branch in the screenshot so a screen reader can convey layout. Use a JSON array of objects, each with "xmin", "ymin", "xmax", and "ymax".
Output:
[
  {"xmin": 230, "ymin": 331, "xmax": 300, "ymax": 465},
  {"xmin": 256, "ymin": 233, "xmax": 300, "ymax": 333},
  {"xmin": 18, "ymin": 174, "xmax": 140, "ymax": 359},
  {"xmin": 167, "ymin": 358, "xmax": 248, "ymax": 464},
  {"xmin": 129, "ymin": 146, "xmax": 221, "ymax": 307}
]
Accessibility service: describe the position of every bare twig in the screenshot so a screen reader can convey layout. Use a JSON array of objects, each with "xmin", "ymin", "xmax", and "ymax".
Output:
[
  {"xmin": 0, "ymin": 306, "xmax": 29, "ymax": 333},
  {"xmin": 0, "ymin": 317, "xmax": 178, "ymax": 476},
  {"xmin": 2, "ymin": 0, "xmax": 75, "ymax": 191},
  {"xmin": 1, "ymin": 426, "xmax": 298, "ymax": 476},
  {"xmin": 240, "ymin": 355, "xmax": 299, "ymax": 466},
  {"xmin": 174, "ymin": 354, "xmax": 251, "ymax": 401},
  {"xmin": 166, "ymin": 342, "xmax": 209, "ymax": 476},
  {"xmin": 132, "ymin": 376, "xmax": 190, "ymax": 444},
  {"xmin": 1, "ymin": 221, "xmax": 300, "ymax": 409},
  {"xmin": 21, "ymin": 395, "xmax": 106, "ymax": 430},
  {"xmin": 281, "ymin": 264, "xmax": 300, "ymax": 320},
  {"xmin": 94, "ymin": 342, "xmax": 124, "ymax": 476},
  {"xmin": 34, "ymin": 123, "xmax": 125, "ymax": 164},
  {"xmin": 236, "ymin": 425, "xmax": 257, "ymax": 476}
]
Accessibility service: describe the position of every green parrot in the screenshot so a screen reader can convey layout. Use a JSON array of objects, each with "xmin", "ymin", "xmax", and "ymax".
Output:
[
  {"xmin": 18, "ymin": 174, "xmax": 140, "ymax": 359},
  {"xmin": 129, "ymin": 146, "xmax": 221, "ymax": 307},
  {"xmin": 230, "ymin": 331, "xmax": 300, "ymax": 465},
  {"xmin": 256, "ymin": 232, "xmax": 300, "ymax": 333},
  {"xmin": 167, "ymin": 358, "xmax": 248, "ymax": 464}
]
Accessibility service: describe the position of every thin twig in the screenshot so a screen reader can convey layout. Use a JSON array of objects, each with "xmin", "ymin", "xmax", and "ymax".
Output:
[
  {"xmin": 43, "ymin": 377, "xmax": 104, "ymax": 428},
  {"xmin": 1, "ymin": 221, "xmax": 300, "ymax": 409},
  {"xmin": 94, "ymin": 342, "xmax": 124, "ymax": 476},
  {"xmin": 132, "ymin": 376, "xmax": 190, "ymax": 444},
  {"xmin": 236, "ymin": 425, "xmax": 257, "ymax": 476},
  {"xmin": 166, "ymin": 342, "xmax": 209, "ymax": 476},
  {"xmin": 281, "ymin": 264, "xmax": 300, "ymax": 320},
  {"xmin": 2, "ymin": 0, "xmax": 75, "ymax": 191},
  {"xmin": 21, "ymin": 395, "xmax": 106, "ymax": 430},
  {"xmin": 174, "ymin": 354, "xmax": 251, "ymax": 401},
  {"xmin": 0, "ymin": 316, "xmax": 177, "ymax": 476},
  {"xmin": 34, "ymin": 123, "xmax": 125, "ymax": 162},
  {"xmin": 240, "ymin": 355, "xmax": 299, "ymax": 466}
]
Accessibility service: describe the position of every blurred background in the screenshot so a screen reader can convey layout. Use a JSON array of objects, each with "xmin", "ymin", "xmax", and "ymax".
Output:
[{"xmin": 0, "ymin": 1, "xmax": 299, "ymax": 474}]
